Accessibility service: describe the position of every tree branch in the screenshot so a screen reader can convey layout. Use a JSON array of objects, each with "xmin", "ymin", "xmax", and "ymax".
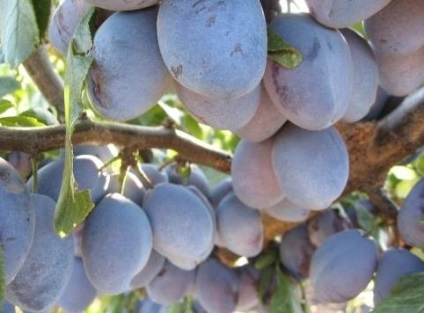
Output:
[
  {"xmin": 22, "ymin": 46, "xmax": 65, "ymax": 117},
  {"xmin": 0, "ymin": 119, "xmax": 232, "ymax": 173}
]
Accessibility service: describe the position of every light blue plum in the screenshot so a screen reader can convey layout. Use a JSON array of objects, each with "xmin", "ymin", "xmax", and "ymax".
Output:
[
  {"xmin": 146, "ymin": 261, "xmax": 195, "ymax": 305},
  {"xmin": 82, "ymin": 193, "xmax": 153, "ymax": 294},
  {"xmin": 6, "ymin": 194, "xmax": 74, "ymax": 312},
  {"xmin": 87, "ymin": 7, "xmax": 172, "ymax": 121},
  {"xmin": 235, "ymin": 83, "xmax": 287, "ymax": 142},
  {"xmin": 194, "ymin": 258, "xmax": 240, "ymax": 313},
  {"xmin": 232, "ymin": 137, "xmax": 285, "ymax": 209},
  {"xmin": 49, "ymin": 0, "xmax": 91, "ymax": 55},
  {"xmin": 26, "ymin": 155, "xmax": 108, "ymax": 203},
  {"xmin": 309, "ymin": 230, "xmax": 378, "ymax": 303},
  {"xmin": 307, "ymin": 209, "xmax": 352, "ymax": 247},
  {"xmin": 0, "ymin": 157, "xmax": 35, "ymax": 284},
  {"xmin": 279, "ymin": 224, "xmax": 316, "ymax": 280},
  {"xmin": 397, "ymin": 178, "xmax": 424, "ymax": 248},
  {"xmin": 263, "ymin": 14, "xmax": 352, "ymax": 130},
  {"xmin": 157, "ymin": 0, "xmax": 267, "ymax": 100},
  {"xmin": 176, "ymin": 82, "xmax": 260, "ymax": 131},
  {"xmin": 305, "ymin": 0, "xmax": 392, "ymax": 28},
  {"xmin": 83, "ymin": 0, "xmax": 158, "ymax": 11},
  {"xmin": 130, "ymin": 250, "xmax": 166, "ymax": 290},
  {"xmin": 341, "ymin": 29, "xmax": 379, "ymax": 123},
  {"xmin": 374, "ymin": 248, "xmax": 424, "ymax": 305},
  {"xmin": 143, "ymin": 183, "xmax": 215, "ymax": 270},
  {"xmin": 272, "ymin": 124, "xmax": 349, "ymax": 210},
  {"xmin": 58, "ymin": 257, "xmax": 97, "ymax": 313},
  {"xmin": 216, "ymin": 192, "xmax": 263, "ymax": 257}
]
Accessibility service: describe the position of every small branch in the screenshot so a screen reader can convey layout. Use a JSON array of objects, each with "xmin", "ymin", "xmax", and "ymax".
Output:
[
  {"xmin": 0, "ymin": 119, "xmax": 232, "ymax": 173},
  {"xmin": 22, "ymin": 46, "xmax": 65, "ymax": 117}
]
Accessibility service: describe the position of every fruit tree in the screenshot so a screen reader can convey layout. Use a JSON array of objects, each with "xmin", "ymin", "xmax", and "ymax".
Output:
[{"xmin": 0, "ymin": 0, "xmax": 424, "ymax": 312}]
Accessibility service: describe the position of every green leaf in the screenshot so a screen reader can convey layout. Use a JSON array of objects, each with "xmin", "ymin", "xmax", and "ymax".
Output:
[
  {"xmin": 0, "ymin": 246, "xmax": 4, "ymax": 307},
  {"xmin": 255, "ymin": 250, "xmax": 278, "ymax": 270},
  {"xmin": 258, "ymin": 266, "xmax": 275, "ymax": 302},
  {"xmin": 31, "ymin": 0, "xmax": 52, "ymax": 40},
  {"xmin": 0, "ymin": 0, "xmax": 40, "ymax": 67},
  {"xmin": 54, "ymin": 7, "xmax": 95, "ymax": 236},
  {"xmin": 355, "ymin": 201, "xmax": 376, "ymax": 233},
  {"xmin": 0, "ymin": 99, "xmax": 14, "ymax": 115},
  {"xmin": 372, "ymin": 272, "xmax": 424, "ymax": 313},
  {"xmin": 269, "ymin": 268, "xmax": 303, "ymax": 313},
  {"xmin": 0, "ymin": 77, "xmax": 20, "ymax": 97},
  {"xmin": 0, "ymin": 115, "xmax": 45, "ymax": 127},
  {"xmin": 267, "ymin": 27, "xmax": 302, "ymax": 69}
]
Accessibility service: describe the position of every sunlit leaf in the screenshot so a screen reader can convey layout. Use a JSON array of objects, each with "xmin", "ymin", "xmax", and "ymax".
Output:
[
  {"xmin": 54, "ymin": 7, "xmax": 95, "ymax": 236},
  {"xmin": 0, "ymin": 115, "xmax": 45, "ymax": 127},
  {"xmin": 267, "ymin": 27, "xmax": 302, "ymax": 69},
  {"xmin": 0, "ymin": 77, "xmax": 20, "ymax": 97},
  {"xmin": 31, "ymin": 0, "xmax": 51, "ymax": 40},
  {"xmin": 269, "ymin": 268, "xmax": 304, "ymax": 313},
  {"xmin": 0, "ymin": 99, "xmax": 14, "ymax": 115},
  {"xmin": 372, "ymin": 273, "xmax": 424, "ymax": 313},
  {"xmin": 0, "ymin": 0, "xmax": 39, "ymax": 67}
]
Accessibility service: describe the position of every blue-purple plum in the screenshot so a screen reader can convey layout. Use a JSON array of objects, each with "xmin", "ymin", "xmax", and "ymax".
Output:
[
  {"xmin": 373, "ymin": 46, "xmax": 424, "ymax": 97},
  {"xmin": 146, "ymin": 261, "xmax": 195, "ymax": 305},
  {"xmin": 305, "ymin": 0, "xmax": 392, "ymax": 29},
  {"xmin": 7, "ymin": 151, "xmax": 32, "ymax": 178},
  {"xmin": 0, "ymin": 158, "xmax": 35, "ymax": 284},
  {"xmin": 397, "ymin": 179, "xmax": 424, "ymax": 248},
  {"xmin": 307, "ymin": 209, "xmax": 352, "ymax": 247},
  {"xmin": 176, "ymin": 82, "xmax": 260, "ymax": 131},
  {"xmin": 234, "ymin": 84, "xmax": 287, "ymax": 142},
  {"xmin": 236, "ymin": 265, "xmax": 260, "ymax": 311},
  {"xmin": 164, "ymin": 164, "xmax": 210, "ymax": 199},
  {"xmin": 157, "ymin": 0, "xmax": 267, "ymax": 100},
  {"xmin": 87, "ymin": 8, "xmax": 172, "ymax": 121},
  {"xmin": 272, "ymin": 124, "xmax": 349, "ymax": 210},
  {"xmin": 26, "ymin": 155, "xmax": 108, "ymax": 203},
  {"xmin": 143, "ymin": 183, "xmax": 215, "ymax": 270},
  {"xmin": 341, "ymin": 29, "xmax": 379, "ymax": 123},
  {"xmin": 83, "ymin": 0, "xmax": 158, "ymax": 11},
  {"xmin": 264, "ymin": 14, "xmax": 352, "ymax": 130},
  {"xmin": 6, "ymin": 194, "xmax": 74, "ymax": 312},
  {"xmin": 216, "ymin": 192, "xmax": 263, "ymax": 257},
  {"xmin": 137, "ymin": 163, "xmax": 168, "ymax": 187},
  {"xmin": 58, "ymin": 257, "xmax": 97, "ymax": 313},
  {"xmin": 232, "ymin": 138, "xmax": 285, "ymax": 209},
  {"xmin": 130, "ymin": 250, "xmax": 166, "ymax": 290},
  {"xmin": 194, "ymin": 258, "xmax": 240, "ymax": 313},
  {"xmin": 107, "ymin": 171, "xmax": 145, "ymax": 206},
  {"xmin": 265, "ymin": 198, "xmax": 310, "ymax": 222},
  {"xmin": 49, "ymin": 0, "xmax": 91, "ymax": 55},
  {"xmin": 374, "ymin": 248, "xmax": 424, "ymax": 305},
  {"xmin": 2, "ymin": 301, "xmax": 15, "ymax": 313},
  {"xmin": 82, "ymin": 193, "xmax": 153, "ymax": 294},
  {"xmin": 364, "ymin": 0, "xmax": 424, "ymax": 55},
  {"xmin": 209, "ymin": 177, "xmax": 232, "ymax": 209},
  {"xmin": 279, "ymin": 224, "xmax": 316, "ymax": 280},
  {"xmin": 309, "ymin": 230, "xmax": 378, "ymax": 303}
]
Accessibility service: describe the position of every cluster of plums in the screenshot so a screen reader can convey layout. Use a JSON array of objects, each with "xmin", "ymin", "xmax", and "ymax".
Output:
[
  {"xmin": 2, "ymin": 0, "xmax": 422, "ymax": 312},
  {"xmin": 2, "ymin": 141, "xmax": 424, "ymax": 313}
]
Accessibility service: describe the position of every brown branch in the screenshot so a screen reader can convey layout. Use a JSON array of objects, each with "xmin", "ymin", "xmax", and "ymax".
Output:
[
  {"xmin": 22, "ymin": 46, "xmax": 65, "ymax": 117},
  {"xmin": 0, "ymin": 119, "xmax": 232, "ymax": 173}
]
